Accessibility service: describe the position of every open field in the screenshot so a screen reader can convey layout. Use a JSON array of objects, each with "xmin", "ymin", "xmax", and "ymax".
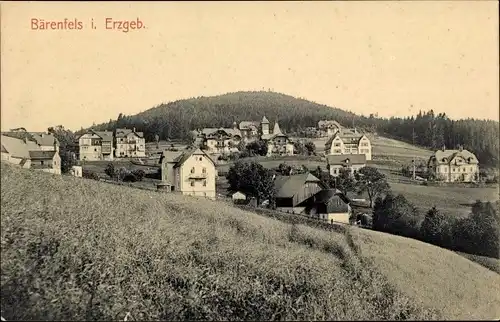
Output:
[
  {"xmin": 216, "ymin": 155, "xmax": 326, "ymax": 174},
  {"xmin": 2, "ymin": 162, "xmax": 500, "ymax": 320},
  {"xmin": 390, "ymin": 182, "xmax": 499, "ymax": 218}
]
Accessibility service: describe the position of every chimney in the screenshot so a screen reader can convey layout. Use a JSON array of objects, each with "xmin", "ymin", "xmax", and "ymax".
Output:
[
  {"xmin": 459, "ymin": 145, "xmax": 463, "ymax": 152},
  {"xmin": 441, "ymin": 145, "xmax": 446, "ymax": 152},
  {"xmin": 133, "ymin": 127, "xmax": 136, "ymax": 133}
]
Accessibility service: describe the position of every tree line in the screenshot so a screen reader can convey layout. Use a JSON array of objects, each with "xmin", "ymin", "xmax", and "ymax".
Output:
[{"xmin": 88, "ymin": 91, "xmax": 498, "ymax": 168}]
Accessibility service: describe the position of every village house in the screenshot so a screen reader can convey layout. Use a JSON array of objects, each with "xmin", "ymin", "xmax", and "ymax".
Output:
[
  {"xmin": 159, "ymin": 147, "xmax": 217, "ymax": 200},
  {"xmin": 324, "ymin": 128, "xmax": 372, "ymax": 161},
  {"xmin": 30, "ymin": 132, "xmax": 59, "ymax": 152},
  {"xmin": 263, "ymin": 121, "xmax": 294, "ymax": 156},
  {"xmin": 300, "ymin": 189, "xmax": 352, "ymax": 224},
  {"xmin": 70, "ymin": 165, "xmax": 83, "ymax": 177},
  {"xmin": 195, "ymin": 127, "xmax": 242, "ymax": 155},
  {"xmin": 318, "ymin": 120, "xmax": 342, "ymax": 137},
  {"xmin": 1, "ymin": 130, "xmax": 59, "ymax": 152},
  {"xmin": 29, "ymin": 150, "xmax": 62, "ymax": 175},
  {"xmin": 274, "ymin": 172, "xmax": 326, "ymax": 213},
  {"xmin": 1, "ymin": 135, "xmax": 32, "ymax": 168},
  {"xmin": 273, "ymin": 172, "xmax": 351, "ymax": 223},
  {"xmin": 1, "ymin": 134, "xmax": 61, "ymax": 174},
  {"xmin": 326, "ymin": 154, "xmax": 367, "ymax": 177},
  {"xmin": 77, "ymin": 130, "xmax": 114, "ymax": 161},
  {"xmin": 238, "ymin": 120, "xmax": 260, "ymax": 141},
  {"xmin": 114, "ymin": 128, "xmax": 146, "ymax": 158},
  {"xmin": 194, "ymin": 116, "xmax": 293, "ymax": 156},
  {"xmin": 231, "ymin": 191, "xmax": 247, "ymax": 204},
  {"xmin": 427, "ymin": 146, "xmax": 479, "ymax": 183}
]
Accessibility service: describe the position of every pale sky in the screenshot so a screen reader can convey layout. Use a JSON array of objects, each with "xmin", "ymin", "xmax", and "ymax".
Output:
[{"xmin": 1, "ymin": 1, "xmax": 498, "ymax": 132}]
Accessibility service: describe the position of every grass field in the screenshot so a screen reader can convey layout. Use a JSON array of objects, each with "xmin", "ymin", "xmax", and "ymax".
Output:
[
  {"xmin": 390, "ymin": 182, "xmax": 499, "ymax": 218},
  {"xmin": 2, "ymin": 162, "xmax": 500, "ymax": 320}
]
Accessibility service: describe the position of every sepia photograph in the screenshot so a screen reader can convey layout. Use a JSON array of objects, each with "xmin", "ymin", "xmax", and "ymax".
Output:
[{"xmin": 1, "ymin": 1, "xmax": 499, "ymax": 320}]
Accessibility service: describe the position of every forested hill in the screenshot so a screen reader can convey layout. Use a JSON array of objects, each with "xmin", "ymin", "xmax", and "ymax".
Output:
[
  {"xmin": 90, "ymin": 91, "xmax": 499, "ymax": 167},
  {"xmin": 95, "ymin": 91, "xmax": 364, "ymax": 139}
]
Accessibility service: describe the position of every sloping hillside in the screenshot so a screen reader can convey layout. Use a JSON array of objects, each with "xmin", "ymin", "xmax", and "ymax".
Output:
[{"xmin": 1, "ymin": 163, "xmax": 500, "ymax": 320}]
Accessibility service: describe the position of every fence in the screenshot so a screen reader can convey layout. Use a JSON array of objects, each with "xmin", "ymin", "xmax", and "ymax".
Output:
[{"xmin": 236, "ymin": 204, "xmax": 348, "ymax": 234}]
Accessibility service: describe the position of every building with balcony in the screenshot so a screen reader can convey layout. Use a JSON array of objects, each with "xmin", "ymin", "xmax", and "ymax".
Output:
[
  {"xmin": 114, "ymin": 128, "xmax": 146, "ymax": 158},
  {"xmin": 318, "ymin": 120, "xmax": 343, "ymax": 137},
  {"xmin": 159, "ymin": 147, "xmax": 216, "ymax": 200},
  {"xmin": 427, "ymin": 146, "xmax": 479, "ymax": 183},
  {"xmin": 324, "ymin": 128, "xmax": 372, "ymax": 161},
  {"xmin": 77, "ymin": 130, "xmax": 114, "ymax": 161}
]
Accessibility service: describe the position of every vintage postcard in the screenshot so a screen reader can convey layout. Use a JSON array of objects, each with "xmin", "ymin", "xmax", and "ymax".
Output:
[{"xmin": 1, "ymin": 1, "xmax": 499, "ymax": 321}]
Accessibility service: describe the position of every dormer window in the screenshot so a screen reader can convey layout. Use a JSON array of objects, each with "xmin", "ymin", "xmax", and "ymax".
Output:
[{"xmin": 191, "ymin": 167, "xmax": 195, "ymax": 173}]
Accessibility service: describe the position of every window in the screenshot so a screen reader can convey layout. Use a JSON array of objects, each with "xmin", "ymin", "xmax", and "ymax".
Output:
[
  {"xmin": 333, "ymin": 169, "xmax": 338, "ymax": 174},
  {"xmin": 334, "ymin": 143, "xmax": 341, "ymax": 147},
  {"xmin": 191, "ymin": 167, "xmax": 195, "ymax": 173},
  {"xmin": 41, "ymin": 160, "xmax": 44, "ymax": 165},
  {"xmin": 190, "ymin": 181, "xmax": 195, "ymax": 187},
  {"xmin": 203, "ymin": 180, "xmax": 207, "ymax": 186},
  {"xmin": 202, "ymin": 167, "xmax": 207, "ymax": 174},
  {"xmin": 199, "ymin": 157, "xmax": 202, "ymax": 161},
  {"xmin": 94, "ymin": 148, "xmax": 97, "ymax": 152}
]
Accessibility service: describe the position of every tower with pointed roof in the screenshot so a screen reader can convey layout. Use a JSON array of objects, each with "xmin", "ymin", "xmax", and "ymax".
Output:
[
  {"xmin": 261, "ymin": 116, "xmax": 270, "ymax": 135},
  {"xmin": 273, "ymin": 121, "xmax": 282, "ymax": 135}
]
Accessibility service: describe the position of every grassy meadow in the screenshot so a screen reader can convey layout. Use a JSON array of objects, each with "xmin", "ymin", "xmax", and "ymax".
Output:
[
  {"xmin": 389, "ymin": 182, "xmax": 499, "ymax": 218},
  {"xmin": 2, "ymin": 162, "xmax": 500, "ymax": 320}
]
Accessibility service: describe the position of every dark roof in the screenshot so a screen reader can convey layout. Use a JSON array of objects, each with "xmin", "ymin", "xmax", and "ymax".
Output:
[
  {"xmin": 94, "ymin": 131, "xmax": 114, "ymax": 142},
  {"xmin": 29, "ymin": 150, "xmax": 57, "ymax": 160},
  {"xmin": 30, "ymin": 132, "xmax": 58, "ymax": 146},
  {"xmin": 431, "ymin": 149, "xmax": 478, "ymax": 165},
  {"xmin": 76, "ymin": 130, "xmax": 113, "ymax": 141},
  {"xmin": 309, "ymin": 189, "xmax": 345, "ymax": 203},
  {"xmin": 296, "ymin": 189, "xmax": 350, "ymax": 214},
  {"xmin": 172, "ymin": 148, "xmax": 215, "ymax": 168},
  {"xmin": 326, "ymin": 154, "xmax": 366, "ymax": 165},
  {"xmin": 318, "ymin": 120, "xmax": 342, "ymax": 129},
  {"xmin": 274, "ymin": 172, "xmax": 322, "ymax": 198},
  {"xmin": 115, "ymin": 128, "xmax": 144, "ymax": 138}
]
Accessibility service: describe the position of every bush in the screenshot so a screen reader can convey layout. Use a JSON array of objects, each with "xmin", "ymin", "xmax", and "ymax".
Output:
[
  {"xmin": 82, "ymin": 170, "xmax": 99, "ymax": 181},
  {"xmin": 372, "ymin": 194, "xmax": 420, "ymax": 239},
  {"xmin": 451, "ymin": 201, "xmax": 500, "ymax": 258},
  {"xmin": 132, "ymin": 169, "xmax": 145, "ymax": 181},
  {"xmin": 104, "ymin": 163, "xmax": 115, "ymax": 179},
  {"xmin": 122, "ymin": 173, "xmax": 137, "ymax": 182},
  {"xmin": 420, "ymin": 207, "xmax": 454, "ymax": 248}
]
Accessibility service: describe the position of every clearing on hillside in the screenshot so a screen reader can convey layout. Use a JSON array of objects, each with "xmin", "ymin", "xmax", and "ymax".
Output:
[{"xmin": 1, "ymin": 162, "xmax": 499, "ymax": 320}]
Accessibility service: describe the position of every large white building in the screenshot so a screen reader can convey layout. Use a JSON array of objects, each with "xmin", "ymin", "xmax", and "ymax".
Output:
[
  {"xmin": 324, "ymin": 129, "xmax": 372, "ymax": 161},
  {"xmin": 427, "ymin": 146, "xmax": 479, "ymax": 183},
  {"xmin": 77, "ymin": 130, "xmax": 114, "ymax": 161},
  {"xmin": 114, "ymin": 128, "xmax": 146, "ymax": 158},
  {"xmin": 159, "ymin": 148, "xmax": 217, "ymax": 200}
]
